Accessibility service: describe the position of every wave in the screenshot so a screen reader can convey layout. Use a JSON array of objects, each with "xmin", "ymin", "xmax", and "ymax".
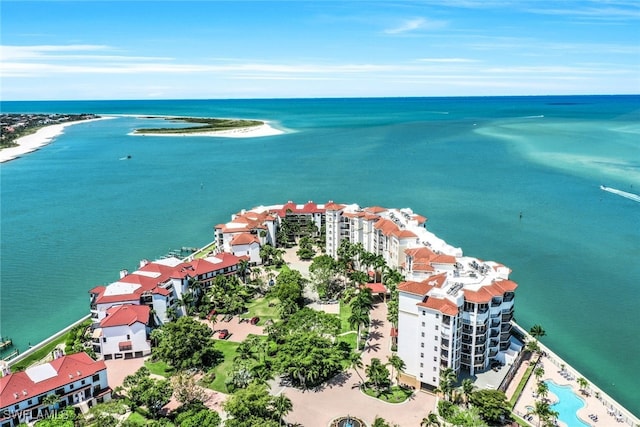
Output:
[{"xmin": 600, "ymin": 185, "xmax": 640, "ymax": 203}]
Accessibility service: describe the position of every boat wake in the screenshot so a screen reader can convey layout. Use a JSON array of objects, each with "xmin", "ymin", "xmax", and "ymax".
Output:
[{"xmin": 600, "ymin": 185, "xmax": 640, "ymax": 203}]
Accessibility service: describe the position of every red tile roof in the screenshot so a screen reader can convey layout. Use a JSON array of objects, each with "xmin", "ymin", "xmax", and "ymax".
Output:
[
  {"xmin": 365, "ymin": 282, "xmax": 388, "ymax": 294},
  {"xmin": 100, "ymin": 304, "xmax": 150, "ymax": 328},
  {"xmin": 398, "ymin": 280, "xmax": 433, "ymax": 296},
  {"xmin": 418, "ymin": 297, "xmax": 459, "ymax": 316},
  {"xmin": 324, "ymin": 201, "xmax": 345, "ymax": 211},
  {"xmin": 230, "ymin": 233, "xmax": 259, "ymax": 246},
  {"xmin": 0, "ymin": 352, "xmax": 106, "ymax": 406},
  {"xmin": 463, "ymin": 279, "xmax": 518, "ymax": 303}
]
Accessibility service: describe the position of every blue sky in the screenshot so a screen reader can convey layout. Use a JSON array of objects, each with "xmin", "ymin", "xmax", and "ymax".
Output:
[{"xmin": 1, "ymin": 1, "xmax": 639, "ymax": 100}]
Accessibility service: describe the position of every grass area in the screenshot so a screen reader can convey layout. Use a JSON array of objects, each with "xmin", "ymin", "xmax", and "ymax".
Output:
[
  {"xmin": 125, "ymin": 411, "xmax": 148, "ymax": 425},
  {"xmin": 339, "ymin": 299, "xmax": 354, "ymax": 333},
  {"xmin": 510, "ymin": 362, "xmax": 536, "ymax": 407},
  {"xmin": 11, "ymin": 333, "xmax": 70, "ymax": 371},
  {"xmin": 135, "ymin": 117, "xmax": 263, "ymax": 134},
  {"xmin": 363, "ymin": 386, "xmax": 413, "ymax": 403},
  {"xmin": 239, "ymin": 297, "xmax": 280, "ymax": 325},
  {"xmin": 199, "ymin": 340, "xmax": 240, "ymax": 393},
  {"xmin": 511, "ymin": 413, "xmax": 530, "ymax": 426},
  {"xmin": 194, "ymin": 242, "xmax": 217, "ymax": 259},
  {"xmin": 337, "ymin": 332, "xmax": 357, "ymax": 353},
  {"xmin": 144, "ymin": 359, "xmax": 174, "ymax": 377}
]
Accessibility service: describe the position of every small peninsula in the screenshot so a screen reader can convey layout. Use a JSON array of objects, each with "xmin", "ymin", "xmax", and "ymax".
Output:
[{"xmin": 133, "ymin": 117, "xmax": 264, "ymax": 134}]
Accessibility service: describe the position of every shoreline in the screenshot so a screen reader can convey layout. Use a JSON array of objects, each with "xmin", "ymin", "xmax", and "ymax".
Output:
[
  {"xmin": 129, "ymin": 120, "xmax": 286, "ymax": 138},
  {"xmin": 510, "ymin": 323, "xmax": 639, "ymax": 425},
  {"xmin": 0, "ymin": 117, "xmax": 113, "ymax": 163}
]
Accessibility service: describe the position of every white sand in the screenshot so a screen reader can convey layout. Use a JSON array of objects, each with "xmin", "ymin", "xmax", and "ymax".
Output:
[
  {"xmin": 131, "ymin": 121, "xmax": 285, "ymax": 138},
  {"xmin": 0, "ymin": 117, "xmax": 111, "ymax": 163}
]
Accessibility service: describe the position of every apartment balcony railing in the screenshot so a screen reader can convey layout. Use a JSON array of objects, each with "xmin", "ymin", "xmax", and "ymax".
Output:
[
  {"xmin": 490, "ymin": 339, "xmax": 499, "ymax": 348},
  {"xmin": 490, "ymin": 329, "xmax": 500, "ymax": 338},
  {"xmin": 503, "ymin": 292, "xmax": 515, "ymax": 302},
  {"xmin": 489, "ymin": 349, "xmax": 499, "ymax": 357},
  {"xmin": 441, "ymin": 353, "xmax": 449, "ymax": 362},
  {"xmin": 500, "ymin": 332, "xmax": 511, "ymax": 342},
  {"xmin": 475, "ymin": 336, "xmax": 487, "ymax": 345},
  {"xmin": 500, "ymin": 342, "xmax": 510, "ymax": 351}
]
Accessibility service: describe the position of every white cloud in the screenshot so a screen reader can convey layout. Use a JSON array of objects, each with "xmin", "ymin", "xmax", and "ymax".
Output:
[
  {"xmin": 384, "ymin": 17, "xmax": 447, "ymax": 34},
  {"xmin": 417, "ymin": 58, "xmax": 480, "ymax": 63}
]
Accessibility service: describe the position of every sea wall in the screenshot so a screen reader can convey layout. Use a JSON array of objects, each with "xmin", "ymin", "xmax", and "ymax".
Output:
[{"xmin": 7, "ymin": 314, "xmax": 91, "ymax": 368}]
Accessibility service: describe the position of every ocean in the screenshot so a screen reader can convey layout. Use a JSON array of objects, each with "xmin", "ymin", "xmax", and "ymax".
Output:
[{"xmin": 1, "ymin": 96, "xmax": 638, "ymax": 415}]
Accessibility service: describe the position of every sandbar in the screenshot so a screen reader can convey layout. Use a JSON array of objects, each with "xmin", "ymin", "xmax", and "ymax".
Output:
[
  {"xmin": 0, "ymin": 117, "xmax": 112, "ymax": 163},
  {"xmin": 131, "ymin": 121, "xmax": 285, "ymax": 138}
]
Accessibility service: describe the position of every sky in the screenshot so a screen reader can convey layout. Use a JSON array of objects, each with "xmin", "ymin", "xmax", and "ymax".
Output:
[{"xmin": 1, "ymin": 0, "xmax": 639, "ymax": 100}]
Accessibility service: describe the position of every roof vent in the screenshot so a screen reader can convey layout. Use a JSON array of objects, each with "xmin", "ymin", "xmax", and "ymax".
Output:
[
  {"xmin": 77, "ymin": 371, "xmax": 81, "ymax": 376},
  {"xmin": 13, "ymin": 393, "xmax": 18, "ymax": 399},
  {"xmin": 22, "ymin": 390, "xmax": 28, "ymax": 396},
  {"xmin": 69, "ymin": 373, "xmax": 73, "ymax": 379}
]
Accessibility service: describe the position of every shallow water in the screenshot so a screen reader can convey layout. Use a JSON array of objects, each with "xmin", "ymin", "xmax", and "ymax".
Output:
[{"xmin": 1, "ymin": 96, "xmax": 638, "ymax": 414}]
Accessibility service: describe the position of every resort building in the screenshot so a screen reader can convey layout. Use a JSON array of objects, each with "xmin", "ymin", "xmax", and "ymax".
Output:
[
  {"xmin": 0, "ymin": 352, "xmax": 111, "ymax": 427},
  {"xmin": 92, "ymin": 304, "xmax": 151, "ymax": 360},
  {"xmin": 88, "ymin": 252, "xmax": 241, "ymax": 360},
  {"xmin": 213, "ymin": 200, "xmax": 521, "ymax": 390}
]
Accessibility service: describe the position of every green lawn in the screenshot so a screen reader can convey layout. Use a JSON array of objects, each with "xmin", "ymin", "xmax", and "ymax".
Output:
[
  {"xmin": 239, "ymin": 297, "xmax": 280, "ymax": 325},
  {"xmin": 194, "ymin": 242, "xmax": 217, "ymax": 259},
  {"xmin": 337, "ymin": 332, "xmax": 357, "ymax": 353},
  {"xmin": 363, "ymin": 386, "xmax": 413, "ymax": 403},
  {"xmin": 11, "ymin": 333, "xmax": 70, "ymax": 371},
  {"xmin": 200, "ymin": 340, "xmax": 240, "ymax": 393},
  {"xmin": 144, "ymin": 359, "xmax": 174, "ymax": 377},
  {"xmin": 510, "ymin": 362, "xmax": 535, "ymax": 407},
  {"xmin": 339, "ymin": 299, "xmax": 354, "ymax": 333}
]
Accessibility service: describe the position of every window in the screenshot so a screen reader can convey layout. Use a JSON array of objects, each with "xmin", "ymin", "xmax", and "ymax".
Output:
[
  {"xmin": 92, "ymin": 374, "xmax": 100, "ymax": 382},
  {"xmin": 81, "ymin": 380, "xmax": 86, "ymax": 385},
  {"xmin": 126, "ymin": 334, "xmax": 130, "ymax": 340},
  {"xmin": 419, "ymin": 373, "xmax": 423, "ymax": 378},
  {"xmin": 433, "ymin": 377, "xmax": 437, "ymax": 382},
  {"xmin": 434, "ymin": 346, "xmax": 438, "ymax": 351},
  {"xmin": 422, "ymin": 311, "xmax": 426, "ymax": 316},
  {"xmin": 435, "ymin": 325, "xmax": 439, "ymax": 330},
  {"xmin": 70, "ymin": 384, "xmax": 74, "ymax": 390},
  {"xmin": 28, "ymin": 400, "xmax": 32, "ymax": 405},
  {"xmin": 434, "ymin": 336, "xmax": 438, "ymax": 341},
  {"xmin": 420, "ymin": 363, "xmax": 423, "ymax": 368},
  {"xmin": 421, "ymin": 332, "xmax": 425, "ymax": 337},
  {"xmin": 435, "ymin": 314, "xmax": 440, "ymax": 319},
  {"xmin": 433, "ymin": 357, "xmax": 437, "ymax": 362},
  {"xmin": 420, "ymin": 353, "xmax": 424, "ymax": 358},
  {"xmin": 433, "ymin": 367, "xmax": 437, "ymax": 371},
  {"xmin": 422, "ymin": 322, "xmax": 425, "ymax": 327},
  {"xmin": 102, "ymin": 337, "xmax": 106, "ymax": 342},
  {"xmin": 421, "ymin": 342, "xmax": 424, "ymax": 348}
]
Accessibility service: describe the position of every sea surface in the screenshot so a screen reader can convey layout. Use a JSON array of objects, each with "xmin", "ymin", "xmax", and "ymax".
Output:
[{"xmin": 1, "ymin": 96, "xmax": 638, "ymax": 415}]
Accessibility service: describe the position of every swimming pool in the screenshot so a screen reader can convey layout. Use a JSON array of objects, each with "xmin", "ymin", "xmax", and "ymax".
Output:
[{"xmin": 545, "ymin": 381, "xmax": 590, "ymax": 427}]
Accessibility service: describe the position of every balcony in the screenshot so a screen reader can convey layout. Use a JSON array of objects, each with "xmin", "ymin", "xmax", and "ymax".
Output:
[
  {"xmin": 490, "ymin": 339, "xmax": 499, "ymax": 348},
  {"xmin": 441, "ymin": 339, "xmax": 450, "ymax": 350},
  {"xmin": 503, "ymin": 292, "xmax": 515, "ymax": 302},
  {"xmin": 441, "ymin": 353, "xmax": 449, "ymax": 362},
  {"xmin": 501, "ymin": 323, "xmax": 512, "ymax": 333},
  {"xmin": 489, "ymin": 349, "xmax": 498, "ymax": 357}
]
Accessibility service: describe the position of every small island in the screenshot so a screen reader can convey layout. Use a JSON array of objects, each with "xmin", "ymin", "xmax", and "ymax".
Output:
[{"xmin": 133, "ymin": 117, "xmax": 264, "ymax": 135}]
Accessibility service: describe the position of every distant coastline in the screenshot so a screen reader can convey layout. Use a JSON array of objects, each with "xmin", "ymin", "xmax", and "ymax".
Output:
[{"xmin": 0, "ymin": 117, "xmax": 112, "ymax": 163}]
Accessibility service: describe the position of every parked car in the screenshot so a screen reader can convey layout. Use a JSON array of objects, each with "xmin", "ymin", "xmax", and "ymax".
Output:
[
  {"xmin": 218, "ymin": 329, "xmax": 229, "ymax": 339},
  {"xmin": 250, "ymin": 316, "xmax": 260, "ymax": 325}
]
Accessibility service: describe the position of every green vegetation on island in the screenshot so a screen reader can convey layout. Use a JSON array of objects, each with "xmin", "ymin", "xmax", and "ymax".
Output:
[{"xmin": 134, "ymin": 117, "xmax": 263, "ymax": 135}]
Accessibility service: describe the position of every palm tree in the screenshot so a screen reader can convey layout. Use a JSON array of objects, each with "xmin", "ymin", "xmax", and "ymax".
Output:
[
  {"xmin": 530, "ymin": 324, "xmax": 546, "ymax": 340},
  {"xmin": 271, "ymin": 393, "xmax": 293, "ymax": 426},
  {"xmin": 537, "ymin": 381, "xmax": 549, "ymax": 401},
  {"xmin": 348, "ymin": 308, "xmax": 370, "ymax": 350},
  {"xmin": 365, "ymin": 358, "xmax": 390, "ymax": 394},
  {"xmin": 387, "ymin": 354, "xmax": 405, "ymax": 386},
  {"xmin": 421, "ymin": 412, "xmax": 441, "ymax": 427},
  {"xmin": 42, "ymin": 393, "xmax": 60, "ymax": 409},
  {"xmin": 460, "ymin": 378, "xmax": 475, "ymax": 407},
  {"xmin": 529, "ymin": 400, "xmax": 553, "ymax": 427},
  {"xmin": 238, "ymin": 259, "xmax": 250, "ymax": 284},
  {"xmin": 438, "ymin": 368, "xmax": 457, "ymax": 401},
  {"xmin": 348, "ymin": 351, "xmax": 365, "ymax": 386},
  {"xmin": 534, "ymin": 366, "xmax": 545, "ymax": 383},
  {"xmin": 577, "ymin": 377, "xmax": 589, "ymax": 393}
]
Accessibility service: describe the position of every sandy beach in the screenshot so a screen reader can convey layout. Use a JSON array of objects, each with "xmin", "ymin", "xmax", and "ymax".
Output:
[
  {"xmin": 131, "ymin": 121, "xmax": 285, "ymax": 138},
  {"xmin": 0, "ymin": 117, "xmax": 112, "ymax": 163}
]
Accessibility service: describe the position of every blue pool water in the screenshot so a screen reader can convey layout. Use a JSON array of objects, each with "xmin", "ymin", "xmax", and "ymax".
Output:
[{"xmin": 546, "ymin": 381, "xmax": 590, "ymax": 427}]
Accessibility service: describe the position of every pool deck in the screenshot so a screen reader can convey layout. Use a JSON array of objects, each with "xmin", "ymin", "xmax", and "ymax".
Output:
[{"xmin": 512, "ymin": 349, "xmax": 638, "ymax": 427}]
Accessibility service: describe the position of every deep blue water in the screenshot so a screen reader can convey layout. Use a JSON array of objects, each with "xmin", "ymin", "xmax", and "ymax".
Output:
[{"xmin": 1, "ymin": 96, "xmax": 639, "ymax": 415}]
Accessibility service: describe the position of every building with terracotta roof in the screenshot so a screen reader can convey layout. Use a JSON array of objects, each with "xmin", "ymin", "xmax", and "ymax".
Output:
[
  {"xmin": 397, "ymin": 257, "xmax": 520, "ymax": 391},
  {"xmin": 92, "ymin": 305, "xmax": 151, "ymax": 360},
  {"xmin": 0, "ymin": 352, "xmax": 110, "ymax": 427}
]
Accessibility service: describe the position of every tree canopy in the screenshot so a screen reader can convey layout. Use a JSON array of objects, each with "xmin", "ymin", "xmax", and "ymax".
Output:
[
  {"xmin": 468, "ymin": 389, "xmax": 511, "ymax": 425},
  {"xmin": 153, "ymin": 316, "xmax": 223, "ymax": 370}
]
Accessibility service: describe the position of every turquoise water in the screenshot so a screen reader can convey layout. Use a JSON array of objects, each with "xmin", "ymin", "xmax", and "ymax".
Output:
[
  {"xmin": 1, "ymin": 96, "xmax": 639, "ymax": 415},
  {"xmin": 546, "ymin": 381, "xmax": 589, "ymax": 427}
]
